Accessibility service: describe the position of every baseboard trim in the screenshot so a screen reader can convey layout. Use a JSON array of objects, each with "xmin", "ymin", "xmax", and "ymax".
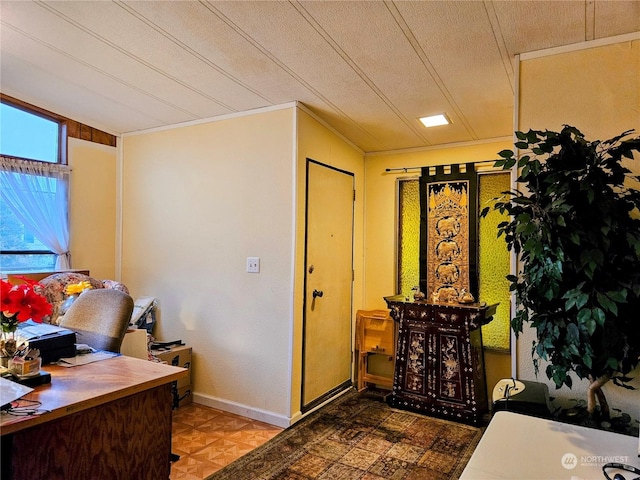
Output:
[
  {"xmin": 192, "ymin": 387, "xmax": 355, "ymax": 429},
  {"xmin": 192, "ymin": 392, "xmax": 292, "ymax": 429}
]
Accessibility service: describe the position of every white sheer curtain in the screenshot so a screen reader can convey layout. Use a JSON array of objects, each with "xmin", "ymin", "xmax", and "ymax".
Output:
[{"xmin": 0, "ymin": 156, "xmax": 72, "ymax": 269}]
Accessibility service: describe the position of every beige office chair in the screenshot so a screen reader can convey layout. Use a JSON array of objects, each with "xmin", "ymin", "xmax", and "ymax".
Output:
[{"xmin": 60, "ymin": 289, "xmax": 134, "ymax": 353}]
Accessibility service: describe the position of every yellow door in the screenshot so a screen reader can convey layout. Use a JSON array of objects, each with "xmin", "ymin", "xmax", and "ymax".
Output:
[{"xmin": 302, "ymin": 159, "xmax": 354, "ymax": 410}]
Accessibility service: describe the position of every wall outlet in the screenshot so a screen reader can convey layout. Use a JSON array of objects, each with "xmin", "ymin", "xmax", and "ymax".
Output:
[{"xmin": 247, "ymin": 257, "xmax": 260, "ymax": 273}]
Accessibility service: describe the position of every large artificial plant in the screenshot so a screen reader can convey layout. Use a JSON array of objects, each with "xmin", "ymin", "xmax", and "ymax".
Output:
[{"xmin": 482, "ymin": 125, "xmax": 640, "ymax": 419}]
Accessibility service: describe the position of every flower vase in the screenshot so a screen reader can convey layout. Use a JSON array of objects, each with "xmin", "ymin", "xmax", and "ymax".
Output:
[{"xmin": 1, "ymin": 312, "xmax": 19, "ymax": 363}]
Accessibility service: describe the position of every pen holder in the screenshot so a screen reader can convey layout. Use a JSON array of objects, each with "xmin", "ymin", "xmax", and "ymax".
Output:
[{"xmin": 9, "ymin": 357, "xmax": 41, "ymax": 377}]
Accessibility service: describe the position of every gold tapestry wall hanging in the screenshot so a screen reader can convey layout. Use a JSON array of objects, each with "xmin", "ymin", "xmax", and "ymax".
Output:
[{"xmin": 420, "ymin": 164, "xmax": 478, "ymax": 303}]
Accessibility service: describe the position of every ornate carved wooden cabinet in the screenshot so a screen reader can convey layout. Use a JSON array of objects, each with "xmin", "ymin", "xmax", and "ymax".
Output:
[{"xmin": 384, "ymin": 296, "xmax": 497, "ymax": 424}]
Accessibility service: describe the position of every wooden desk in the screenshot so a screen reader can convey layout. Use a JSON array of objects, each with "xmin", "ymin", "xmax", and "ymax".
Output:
[
  {"xmin": 460, "ymin": 411, "xmax": 639, "ymax": 479},
  {"xmin": 1, "ymin": 355, "xmax": 187, "ymax": 480}
]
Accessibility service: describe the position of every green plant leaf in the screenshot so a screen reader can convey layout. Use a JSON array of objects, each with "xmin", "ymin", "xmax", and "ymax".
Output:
[
  {"xmin": 591, "ymin": 307, "xmax": 605, "ymax": 326},
  {"xmin": 564, "ymin": 297, "xmax": 576, "ymax": 311},
  {"xmin": 568, "ymin": 344, "xmax": 580, "ymax": 356},
  {"xmin": 566, "ymin": 323, "xmax": 580, "ymax": 343},
  {"xmin": 575, "ymin": 293, "xmax": 589, "ymax": 309},
  {"xmin": 576, "ymin": 308, "xmax": 596, "ymax": 335},
  {"xmin": 526, "ymin": 130, "xmax": 540, "ymax": 143},
  {"xmin": 606, "ymin": 290, "xmax": 627, "ymax": 302}
]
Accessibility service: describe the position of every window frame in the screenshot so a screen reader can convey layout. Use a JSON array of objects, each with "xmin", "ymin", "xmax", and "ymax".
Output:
[
  {"xmin": 0, "ymin": 98, "xmax": 69, "ymax": 267},
  {"xmin": 0, "ymin": 96, "xmax": 68, "ymax": 165}
]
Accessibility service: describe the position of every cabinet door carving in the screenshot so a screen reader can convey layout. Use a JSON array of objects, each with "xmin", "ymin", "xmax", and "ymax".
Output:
[{"xmin": 385, "ymin": 296, "xmax": 497, "ymax": 424}]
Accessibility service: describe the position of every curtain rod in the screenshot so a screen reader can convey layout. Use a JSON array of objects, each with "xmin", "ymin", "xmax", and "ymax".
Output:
[
  {"xmin": 385, "ymin": 160, "xmax": 498, "ymax": 173},
  {"xmin": 385, "ymin": 167, "xmax": 421, "ymax": 172}
]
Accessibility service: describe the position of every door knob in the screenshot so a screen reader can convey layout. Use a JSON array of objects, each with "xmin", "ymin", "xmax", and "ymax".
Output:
[{"xmin": 312, "ymin": 289, "xmax": 324, "ymax": 299}]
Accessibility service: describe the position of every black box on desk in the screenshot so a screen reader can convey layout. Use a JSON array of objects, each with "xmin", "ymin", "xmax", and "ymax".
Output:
[{"xmin": 17, "ymin": 321, "xmax": 76, "ymax": 364}]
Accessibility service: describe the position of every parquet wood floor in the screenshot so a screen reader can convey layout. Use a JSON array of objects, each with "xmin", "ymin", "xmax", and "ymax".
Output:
[{"xmin": 170, "ymin": 403, "xmax": 283, "ymax": 480}]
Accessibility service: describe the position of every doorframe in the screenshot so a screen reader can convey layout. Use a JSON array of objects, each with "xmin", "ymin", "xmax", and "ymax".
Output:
[{"xmin": 301, "ymin": 158, "xmax": 355, "ymax": 413}]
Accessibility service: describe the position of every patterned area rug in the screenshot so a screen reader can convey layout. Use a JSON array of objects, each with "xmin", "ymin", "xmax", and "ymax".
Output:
[{"xmin": 206, "ymin": 389, "xmax": 484, "ymax": 480}]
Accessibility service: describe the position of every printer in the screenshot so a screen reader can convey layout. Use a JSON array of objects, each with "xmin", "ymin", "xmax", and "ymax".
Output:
[{"xmin": 17, "ymin": 320, "xmax": 76, "ymax": 364}]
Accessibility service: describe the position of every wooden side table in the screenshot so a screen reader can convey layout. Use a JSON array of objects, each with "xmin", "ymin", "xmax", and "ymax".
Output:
[{"xmin": 355, "ymin": 309, "xmax": 396, "ymax": 392}]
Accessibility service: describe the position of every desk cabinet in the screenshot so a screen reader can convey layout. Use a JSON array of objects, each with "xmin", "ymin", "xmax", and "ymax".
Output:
[
  {"xmin": 385, "ymin": 296, "xmax": 497, "ymax": 424},
  {"xmin": 0, "ymin": 356, "xmax": 186, "ymax": 480},
  {"xmin": 9, "ymin": 384, "xmax": 172, "ymax": 480}
]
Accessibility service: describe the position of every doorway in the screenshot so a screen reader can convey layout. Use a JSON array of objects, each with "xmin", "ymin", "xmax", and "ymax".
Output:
[{"xmin": 302, "ymin": 159, "xmax": 354, "ymax": 412}]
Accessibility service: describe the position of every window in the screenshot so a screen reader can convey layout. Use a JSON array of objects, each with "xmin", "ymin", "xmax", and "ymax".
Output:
[
  {"xmin": 0, "ymin": 100, "xmax": 69, "ymax": 273},
  {"xmin": 0, "ymin": 102, "xmax": 61, "ymax": 163},
  {"xmin": 396, "ymin": 171, "xmax": 512, "ymax": 351}
]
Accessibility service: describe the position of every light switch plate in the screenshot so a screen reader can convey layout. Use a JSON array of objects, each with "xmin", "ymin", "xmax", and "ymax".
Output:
[{"xmin": 247, "ymin": 257, "xmax": 260, "ymax": 273}]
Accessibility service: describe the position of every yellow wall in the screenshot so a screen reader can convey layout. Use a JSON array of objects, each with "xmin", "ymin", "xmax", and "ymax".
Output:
[
  {"xmin": 68, "ymin": 137, "xmax": 117, "ymax": 280},
  {"xmin": 517, "ymin": 38, "xmax": 640, "ymax": 416},
  {"xmin": 293, "ymin": 108, "xmax": 365, "ymax": 419},
  {"xmin": 519, "ymin": 40, "xmax": 639, "ymax": 139},
  {"xmin": 363, "ymin": 141, "xmax": 512, "ymax": 309}
]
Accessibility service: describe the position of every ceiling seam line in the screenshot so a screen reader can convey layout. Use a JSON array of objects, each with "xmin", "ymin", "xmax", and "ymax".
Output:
[
  {"xmin": 117, "ymin": 1, "xmax": 274, "ymax": 104},
  {"xmin": 201, "ymin": 0, "xmax": 387, "ymax": 151},
  {"xmin": 482, "ymin": 1, "xmax": 515, "ymax": 94},
  {"xmin": 585, "ymin": 1, "xmax": 596, "ymax": 41},
  {"xmin": 34, "ymin": 1, "xmax": 238, "ymax": 113},
  {"xmin": 290, "ymin": 1, "xmax": 432, "ymax": 145},
  {"xmin": 384, "ymin": 1, "xmax": 478, "ymax": 140},
  {"xmin": 0, "ymin": 20, "xmax": 205, "ymax": 123}
]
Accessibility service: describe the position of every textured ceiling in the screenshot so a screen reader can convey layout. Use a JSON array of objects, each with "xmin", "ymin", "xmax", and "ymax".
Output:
[{"xmin": 1, "ymin": 1, "xmax": 639, "ymax": 153}]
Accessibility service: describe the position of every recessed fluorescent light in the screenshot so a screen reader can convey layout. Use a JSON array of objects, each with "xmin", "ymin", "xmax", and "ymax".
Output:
[{"xmin": 419, "ymin": 113, "xmax": 450, "ymax": 128}]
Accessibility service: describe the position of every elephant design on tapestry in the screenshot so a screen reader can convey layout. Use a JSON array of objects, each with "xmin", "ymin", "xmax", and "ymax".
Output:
[
  {"xmin": 426, "ymin": 180, "xmax": 471, "ymax": 301},
  {"xmin": 436, "ymin": 263, "xmax": 460, "ymax": 285},
  {"xmin": 435, "ymin": 240, "xmax": 461, "ymax": 262},
  {"xmin": 436, "ymin": 216, "xmax": 461, "ymax": 238}
]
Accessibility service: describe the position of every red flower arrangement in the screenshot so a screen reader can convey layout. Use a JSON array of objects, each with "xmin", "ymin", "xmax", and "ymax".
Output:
[{"xmin": 1, "ymin": 278, "xmax": 53, "ymax": 335}]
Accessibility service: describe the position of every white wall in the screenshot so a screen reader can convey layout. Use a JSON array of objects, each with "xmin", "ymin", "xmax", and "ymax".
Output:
[{"xmin": 121, "ymin": 106, "xmax": 296, "ymax": 426}]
